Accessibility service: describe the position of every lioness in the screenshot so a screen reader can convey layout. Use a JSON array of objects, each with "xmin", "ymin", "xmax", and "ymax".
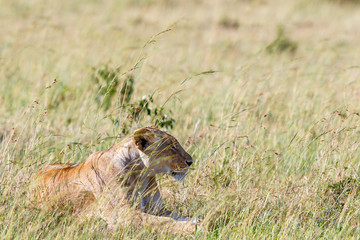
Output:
[{"xmin": 30, "ymin": 126, "xmax": 198, "ymax": 232}]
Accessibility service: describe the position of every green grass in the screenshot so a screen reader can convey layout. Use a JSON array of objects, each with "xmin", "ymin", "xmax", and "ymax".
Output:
[{"xmin": 1, "ymin": 0, "xmax": 360, "ymax": 238}]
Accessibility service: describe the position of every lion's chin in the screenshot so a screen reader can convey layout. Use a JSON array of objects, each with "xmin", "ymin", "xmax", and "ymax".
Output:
[{"xmin": 170, "ymin": 169, "xmax": 188, "ymax": 182}]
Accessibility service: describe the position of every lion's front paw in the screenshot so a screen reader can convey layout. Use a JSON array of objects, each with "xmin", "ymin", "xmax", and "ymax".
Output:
[
  {"xmin": 176, "ymin": 220, "xmax": 197, "ymax": 234},
  {"xmin": 172, "ymin": 215, "xmax": 202, "ymax": 224},
  {"xmin": 190, "ymin": 217, "xmax": 202, "ymax": 224}
]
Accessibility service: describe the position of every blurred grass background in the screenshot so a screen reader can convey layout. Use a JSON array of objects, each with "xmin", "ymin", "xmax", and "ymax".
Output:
[{"xmin": 1, "ymin": 0, "xmax": 360, "ymax": 238}]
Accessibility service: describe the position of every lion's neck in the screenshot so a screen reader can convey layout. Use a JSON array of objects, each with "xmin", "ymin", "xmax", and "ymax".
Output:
[{"xmin": 110, "ymin": 137, "xmax": 147, "ymax": 175}]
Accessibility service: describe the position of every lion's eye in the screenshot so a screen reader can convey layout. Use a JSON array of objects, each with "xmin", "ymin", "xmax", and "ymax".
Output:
[{"xmin": 170, "ymin": 146, "xmax": 177, "ymax": 151}]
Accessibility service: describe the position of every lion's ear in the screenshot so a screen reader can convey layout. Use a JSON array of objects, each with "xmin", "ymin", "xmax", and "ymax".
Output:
[{"xmin": 133, "ymin": 128, "xmax": 155, "ymax": 151}]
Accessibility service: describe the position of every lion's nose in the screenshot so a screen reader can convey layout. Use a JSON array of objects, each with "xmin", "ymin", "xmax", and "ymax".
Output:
[{"xmin": 185, "ymin": 159, "xmax": 193, "ymax": 167}]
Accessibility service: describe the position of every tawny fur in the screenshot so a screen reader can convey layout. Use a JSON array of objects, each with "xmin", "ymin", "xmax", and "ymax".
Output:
[{"xmin": 30, "ymin": 126, "xmax": 198, "ymax": 233}]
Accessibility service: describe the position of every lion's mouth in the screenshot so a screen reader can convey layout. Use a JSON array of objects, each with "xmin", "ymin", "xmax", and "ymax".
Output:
[
  {"xmin": 169, "ymin": 170, "xmax": 188, "ymax": 182},
  {"xmin": 170, "ymin": 170, "xmax": 186, "ymax": 175}
]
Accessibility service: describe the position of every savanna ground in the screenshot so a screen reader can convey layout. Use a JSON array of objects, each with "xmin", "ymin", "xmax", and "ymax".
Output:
[{"xmin": 1, "ymin": 0, "xmax": 360, "ymax": 239}]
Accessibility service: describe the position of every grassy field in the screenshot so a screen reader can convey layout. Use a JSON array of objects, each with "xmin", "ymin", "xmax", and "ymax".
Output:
[{"xmin": 1, "ymin": 0, "xmax": 360, "ymax": 238}]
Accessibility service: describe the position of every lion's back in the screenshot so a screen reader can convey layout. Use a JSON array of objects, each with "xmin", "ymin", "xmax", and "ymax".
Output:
[
  {"xmin": 31, "ymin": 163, "xmax": 83, "ymax": 201},
  {"xmin": 30, "ymin": 162, "xmax": 97, "ymax": 213}
]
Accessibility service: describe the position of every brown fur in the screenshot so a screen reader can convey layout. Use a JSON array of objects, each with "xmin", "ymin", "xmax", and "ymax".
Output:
[{"xmin": 30, "ymin": 126, "xmax": 198, "ymax": 232}]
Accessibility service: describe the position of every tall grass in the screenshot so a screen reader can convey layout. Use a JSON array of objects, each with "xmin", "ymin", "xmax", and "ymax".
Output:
[{"xmin": 1, "ymin": 0, "xmax": 360, "ymax": 238}]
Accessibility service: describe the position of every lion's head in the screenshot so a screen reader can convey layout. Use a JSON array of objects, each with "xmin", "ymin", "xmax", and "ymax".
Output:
[{"xmin": 133, "ymin": 126, "xmax": 193, "ymax": 181}]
